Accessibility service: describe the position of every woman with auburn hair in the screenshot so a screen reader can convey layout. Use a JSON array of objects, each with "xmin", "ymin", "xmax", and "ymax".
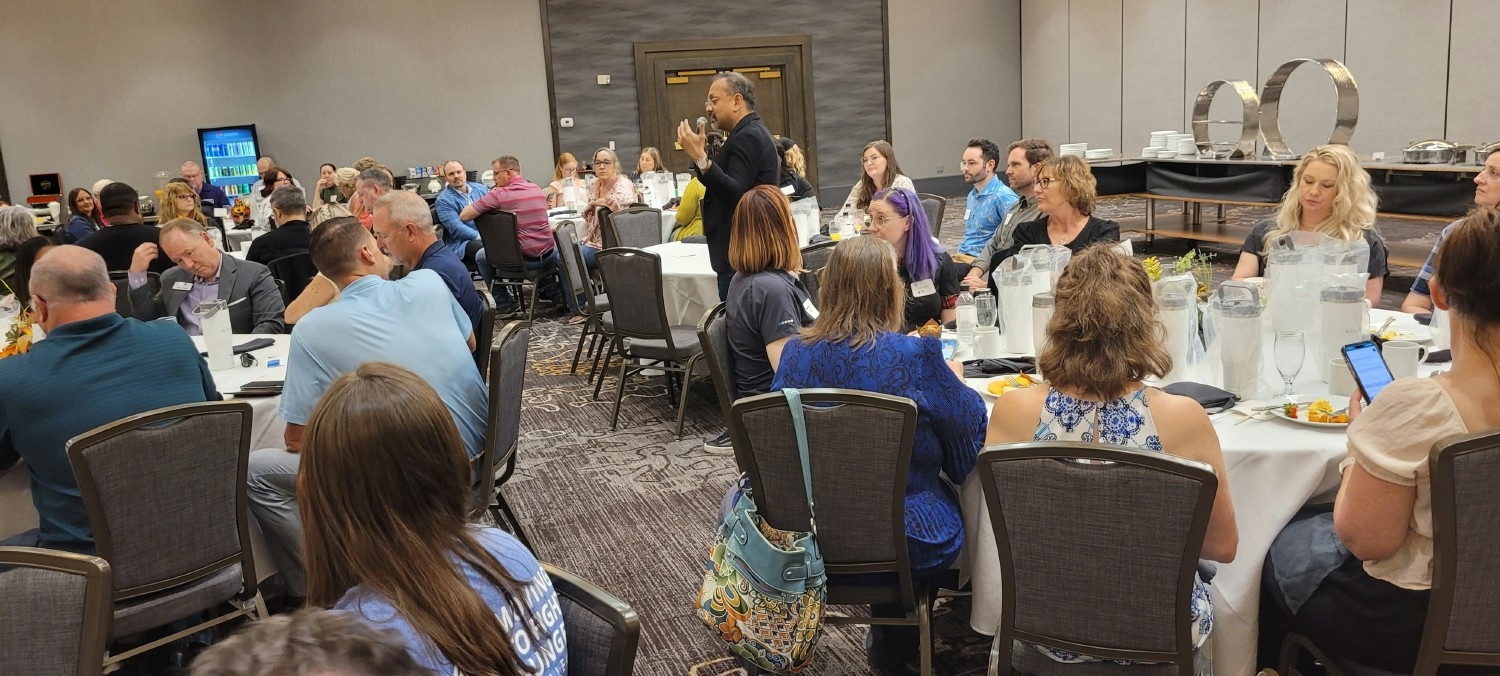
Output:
[
  {"xmin": 771, "ymin": 235, "xmax": 985, "ymax": 671},
  {"xmin": 725, "ymin": 184, "xmax": 815, "ymax": 398},
  {"xmin": 543, "ymin": 152, "xmax": 580, "ymax": 208},
  {"xmin": 160, "ymin": 180, "xmax": 227, "ymax": 249},
  {"xmin": 1232, "ymin": 144, "xmax": 1388, "ymax": 302},
  {"xmin": 300, "ymin": 362, "xmax": 566, "ymax": 675},
  {"xmin": 865, "ymin": 186, "xmax": 965, "ymax": 331},
  {"xmin": 1001, "ymin": 155, "xmax": 1120, "ymax": 264},
  {"xmin": 986, "ymin": 244, "xmax": 1238, "ymax": 665},
  {"xmin": 834, "ymin": 140, "xmax": 913, "ymax": 229}
]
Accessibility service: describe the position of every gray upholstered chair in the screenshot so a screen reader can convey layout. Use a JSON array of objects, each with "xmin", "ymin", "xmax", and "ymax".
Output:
[
  {"xmin": 593, "ymin": 248, "xmax": 708, "ymax": 438},
  {"xmin": 797, "ymin": 240, "xmax": 836, "ymax": 308},
  {"xmin": 975, "ymin": 442, "xmax": 1217, "ymax": 676},
  {"xmin": 729, "ymin": 389, "xmax": 933, "ymax": 674},
  {"xmin": 65, "ymin": 400, "xmax": 267, "ymax": 669},
  {"xmin": 557, "ymin": 221, "xmax": 613, "ymax": 378},
  {"xmin": 475, "ymin": 210, "xmax": 561, "ymax": 322},
  {"xmin": 473, "ymin": 289, "xmax": 497, "ymax": 379},
  {"xmin": 108, "ymin": 271, "xmax": 158, "ymax": 318},
  {"xmin": 1280, "ymin": 429, "xmax": 1500, "ymax": 676},
  {"xmin": 470, "ymin": 321, "xmax": 534, "ymax": 550},
  {"xmin": 0, "ymin": 547, "xmax": 113, "ymax": 676},
  {"xmin": 695, "ymin": 303, "xmax": 737, "ymax": 427},
  {"xmin": 542, "ymin": 563, "xmax": 641, "ymax": 676},
  {"xmin": 603, "ymin": 206, "xmax": 663, "ymax": 250},
  {"xmin": 917, "ymin": 193, "xmax": 946, "ymax": 238}
]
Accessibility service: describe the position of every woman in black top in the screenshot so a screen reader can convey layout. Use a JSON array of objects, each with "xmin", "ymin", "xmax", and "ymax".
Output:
[
  {"xmin": 865, "ymin": 186, "xmax": 964, "ymax": 331},
  {"xmin": 777, "ymin": 137, "xmax": 815, "ymax": 199},
  {"xmin": 1003, "ymin": 155, "xmax": 1120, "ymax": 264},
  {"xmin": 725, "ymin": 184, "xmax": 816, "ymax": 398}
]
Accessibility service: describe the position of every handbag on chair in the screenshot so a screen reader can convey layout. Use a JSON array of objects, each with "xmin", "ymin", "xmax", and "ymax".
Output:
[{"xmin": 696, "ymin": 388, "xmax": 827, "ymax": 673}]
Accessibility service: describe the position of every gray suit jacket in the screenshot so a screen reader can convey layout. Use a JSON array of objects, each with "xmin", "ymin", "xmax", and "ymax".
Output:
[{"xmin": 129, "ymin": 254, "xmax": 286, "ymax": 334}]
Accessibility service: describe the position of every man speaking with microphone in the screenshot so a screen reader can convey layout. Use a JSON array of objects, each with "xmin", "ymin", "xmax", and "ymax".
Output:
[{"xmin": 676, "ymin": 71, "xmax": 780, "ymax": 300}]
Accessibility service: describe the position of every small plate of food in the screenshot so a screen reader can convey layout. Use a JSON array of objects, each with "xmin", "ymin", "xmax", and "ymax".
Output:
[
  {"xmin": 1271, "ymin": 395, "xmax": 1351, "ymax": 428},
  {"xmin": 976, "ymin": 373, "xmax": 1040, "ymax": 401},
  {"xmin": 1373, "ymin": 322, "xmax": 1432, "ymax": 344}
]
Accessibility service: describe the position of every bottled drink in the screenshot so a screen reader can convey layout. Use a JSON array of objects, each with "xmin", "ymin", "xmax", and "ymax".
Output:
[{"xmin": 955, "ymin": 283, "xmax": 977, "ymax": 350}]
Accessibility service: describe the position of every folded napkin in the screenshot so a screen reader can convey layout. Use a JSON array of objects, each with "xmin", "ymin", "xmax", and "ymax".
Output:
[
  {"xmin": 963, "ymin": 357, "xmax": 1036, "ymax": 378},
  {"xmin": 1428, "ymin": 349, "xmax": 1452, "ymax": 364},
  {"xmin": 680, "ymin": 235, "xmax": 708, "ymax": 244},
  {"xmin": 1163, "ymin": 382, "xmax": 1238, "ymax": 413}
]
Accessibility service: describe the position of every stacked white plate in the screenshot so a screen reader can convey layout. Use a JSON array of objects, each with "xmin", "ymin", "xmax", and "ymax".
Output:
[
  {"xmin": 1157, "ymin": 149, "xmax": 1178, "ymax": 159},
  {"xmin": 1085, "ymin": 148, "xmax": 1112, "ymax": 160},
  {"xmin": 1149, "ymin": 130, "xmax": 1177, "ymax": 149},
  {"xmin": 1142, "ymin": 147, "xmax": 1160, "ymax": 158},
  {"xmin": 1059, "ymin": 143, "xmax": 1088, "ymax": 158}
]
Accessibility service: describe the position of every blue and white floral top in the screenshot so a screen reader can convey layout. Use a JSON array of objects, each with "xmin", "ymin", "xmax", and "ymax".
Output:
[{"xmin": 1032, "ymin": 387, "xmax": 1213, "ymax": 664}]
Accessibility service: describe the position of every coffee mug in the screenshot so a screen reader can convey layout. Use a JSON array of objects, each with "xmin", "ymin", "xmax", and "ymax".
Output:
[
  {"xmin": 975, "ymin": 326, "xmax": 1002, "ymax": 358},
  {"xmin": 1383, "ymin": 340, "xmax": 1429, "ymax": 379},
  {"xmin": 1328, "ymin": 357, "xmax": 1356, "ymax": 398}
]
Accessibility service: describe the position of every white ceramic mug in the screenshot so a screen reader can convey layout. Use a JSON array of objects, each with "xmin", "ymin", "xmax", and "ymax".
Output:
[
  {"xmin": 1328, "ymin": 357, "xmax": 1356, "ymax": 398},
  {"xmin": 975, "ymin": 326, "xmax": 1002, "ymax": 359},
  {"xmin": 1244, "ymin": 276, "xmax": 1268, "ymax": 301},
  {"xmin": 1383, "ymin": 340, "xmax": 1429, "ymax": 379}
]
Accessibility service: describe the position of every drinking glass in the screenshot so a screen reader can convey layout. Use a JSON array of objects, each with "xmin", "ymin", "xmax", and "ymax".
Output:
[
  {"xmin": 975, "ymin": 291, "xmax": 997, "ymax": 329},
  {"xmin": 1273, "ymin": 330, "xmax": 1305, "ymax": 398}
]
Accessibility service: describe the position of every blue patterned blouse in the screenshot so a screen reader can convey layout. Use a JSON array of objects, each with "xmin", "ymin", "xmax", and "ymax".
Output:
[{"xmin": 770, "ymin": 331, "xmax": 987, "ymax": 574}]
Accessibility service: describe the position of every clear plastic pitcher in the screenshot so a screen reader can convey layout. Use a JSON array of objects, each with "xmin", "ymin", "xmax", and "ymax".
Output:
[
  {"xmin": 1318, "ymin": 285, "xmax": 1369, "ymax": 381},
  {"xmin": 1207, "ymin": 281, "xmax": 1264, "ymax": 399},
  {"xmin": 193, "ymin": 298, "xmax": 235, "ymax": 371},
  {"xmin": 998, "ymin": 257, "xmax": 1034, "ymax": 354},
  {"xmin": 1031, "ymin": 292, "xmax": 1055, "ymax": 371},
  {"xmin": 1155, "ymin": 274, "xmax": 1203, "ymax": 385}
]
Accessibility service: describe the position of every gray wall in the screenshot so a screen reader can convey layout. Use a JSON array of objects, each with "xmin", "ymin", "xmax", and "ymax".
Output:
[
  {"xmin": 1020, "ymin": 0, "xmax": 1498, "ymax": 157},
  {"xmin": 0, "ymin": 0, "xmax": 554, "ymax": 202},
  {"xmin": 544, "ymin": 0, "xmax": 888, "ymax": 192},
  {"xmin": 888, "ymin": 0, "xmax": 1022, "ymax": 183}
]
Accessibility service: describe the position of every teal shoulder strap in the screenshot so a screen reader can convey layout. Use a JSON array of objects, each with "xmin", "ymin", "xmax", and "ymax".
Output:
[{"xmin": 781, "ymin": 388, "xmax": 817, "ymax": 537}]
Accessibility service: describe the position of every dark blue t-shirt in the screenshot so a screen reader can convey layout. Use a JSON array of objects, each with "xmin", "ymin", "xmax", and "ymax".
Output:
[
  {"xmin": 0, "ymin": 314, "xmax": 220, "ymax": 552},
  {"xmin": 417, "ymin": 241, "xmax": 483, "ymax": 332}
]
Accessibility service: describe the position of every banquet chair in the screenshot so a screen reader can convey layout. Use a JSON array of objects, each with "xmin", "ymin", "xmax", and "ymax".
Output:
[
  {"xmin": 798, "ymin": 241, "xmax": 837, "ymax": 308},
  {"xmin": 729, "ymin": 389, "xmax": 932, "ymax": 675},
  {"xmin": 1279, "ymin": 429, "xmax": 1500, "ymax": 676},
  {"xmin": 267, "ymin": 252, "xmax": 317, "ymax": 304},
  {"xmin": 65, "ymin": 401, "xmax": 266, "ymax": 669},
  {"xmin": 0, "ymin": 547, "xmax": 113, "ymax": 676},
  {"xmin": 593, "ymin": 248, "xmax": 708, "ymax": 438},
  {"xmin": 696, "ymin": 303, "xmax": 737, "ymax": 430},
  {"xmin": 917, "ymin": 193, "xmax": 947, "ymax": 238},
  {"xmin": 476, "ymin": 210, "xmax": 561, "ymax": 323},
  {"xmin": 542, "ymin": 563, "xmax": 640, "ymax": 676},
  {"xmin": 604, "ymin": 206, "xmax": 663, "ymax": 250},
  {"xmin": 108, "ymin": 271, "xmax": 158, "ymax": 318},
  {"xmin": 469, "ymin": 322, "xmax": 534, "ymax": 550},
  {"xmin": 975, "ymin": 442, "xmax": 1216, "ymax": 676},
  {"xmin": 557, "ymin": 221, "xmax": 613, "ymax": 377},
  {"xmin": 473, "ymin": 290, "xmax": 497, "ymax": 379}
]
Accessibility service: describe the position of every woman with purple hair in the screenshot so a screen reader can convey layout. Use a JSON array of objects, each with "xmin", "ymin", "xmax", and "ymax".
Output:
[{"xmin": 865, "ymin": 186, "xmax": 966, "ymax": 332}]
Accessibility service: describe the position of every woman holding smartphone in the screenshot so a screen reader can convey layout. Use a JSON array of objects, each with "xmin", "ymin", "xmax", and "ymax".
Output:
[{"xmin": 1260, "ymin": 206, "xmax": 1500, "ymax": 673}]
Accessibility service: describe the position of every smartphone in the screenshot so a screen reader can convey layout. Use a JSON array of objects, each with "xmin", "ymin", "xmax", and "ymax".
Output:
[{"xmin": 1342, "ymin": 340, "xmax": 1395, "ymax": 402}]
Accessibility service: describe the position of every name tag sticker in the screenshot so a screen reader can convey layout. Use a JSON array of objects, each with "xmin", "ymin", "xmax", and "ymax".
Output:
[
  {"xmin": 802, "ymin": 298, "xmax": 820, "ymax": 320},
  {"xmin": 1002, "ymin": 211, "xmax": 1014, "ymax": 227},
  {"xmin": 963, "ymin": 208, "xmax": 972, "ymax": 221},
  {"xmin": 172, "ymin": 281, "xmax": 193, "ymax": 291},
  {"xmin": 911, "ymin": 279, "xmax": 937, "ymax": 297}
]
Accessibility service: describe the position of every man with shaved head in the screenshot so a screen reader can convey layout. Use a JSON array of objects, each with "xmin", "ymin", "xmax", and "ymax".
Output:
[{"xmin": 0, "ymin": 245, "xmax": 219, "ymax": 554}]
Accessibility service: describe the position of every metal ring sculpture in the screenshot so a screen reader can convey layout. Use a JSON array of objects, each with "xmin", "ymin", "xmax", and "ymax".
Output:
[
  {"xmin": 1258, "ymin": 58, "xmax": 1359, "ymax": 159},
  {"xmin": 1191, "ymin": 80, "xmax": 1261, "ymax": 159}
]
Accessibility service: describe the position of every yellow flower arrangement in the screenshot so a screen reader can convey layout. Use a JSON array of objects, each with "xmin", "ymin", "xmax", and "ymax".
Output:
[{"xmin": 0, "ymin": 310, "xmax": 35, "ymax": 359}]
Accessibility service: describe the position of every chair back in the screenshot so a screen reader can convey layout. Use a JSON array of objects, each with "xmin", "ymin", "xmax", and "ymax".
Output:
[
  {"xmin": 596, "ymin": 248, "xmax": 672, "ymax": 341},
  {"xmin": 917, "ymin": 193, "xmax": 946, "ymax": 238},
  {"xmin": 553, "ymin": 220, "xmax": 590, "ymax": 300},
  {"xmin": 797, "ymin": 241, "xmax": 836, "ymax": 308},
  {"xmin": 1417, "ymin": 430, "xmax": 1500, "ymax": 672},
  {"xmin": 109, "ymin": 271, "xmax": 158, "ymax": 318},
  {"xmin": 475, "ymin": 211, "xmax": 527, "ymax": 270},
  {"xmin": 267, "ymin": 252, "xmax": 317, "ymax": 303},
  {"xmin": 0, "ymin": 547, "xmax": 113, "ymax": 676},
  {"xmin": 474, "ymin": 291, "xmax": 497, "ymax": 378},
  {"xmin": 976, "ymin": 442, "xmax": 1215, "ymax": 671},
  {"xmin": 730, "ymin": 390, "xmax": 918, "ymax": 585},
  {"xmin": 606, "ymin": 206, "xmax": 663, "ymax": 250},
  {"xmin": 473, "ymin": 322, "xmax": 530, "ymax": 519},
  {"xmin": 542, "ymin": 563, "xmax": 640, "ymax": 676},
  {"xmin": 65, "ymin": 401, "xmax": 257, "ymax": 601},
  {"xmin": 696, "ymin": 303, "xmax": 737, "ymax": 423}
]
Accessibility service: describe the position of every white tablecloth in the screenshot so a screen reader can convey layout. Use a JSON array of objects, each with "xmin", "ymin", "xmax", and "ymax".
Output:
[
  {"xmin": 959, "ymin": 309, "xmax": 1439, "ymax": 676},
  {"xmin": 647, "ymin": 241, "xmax": 720, "ymax": 326},
  {"xmin": 547, "ymin": 209, "xmax": 679, "ymax": 244},
  {"xmin": 0, "ymin": 333, "xmax": 290, "ymax": 581}
]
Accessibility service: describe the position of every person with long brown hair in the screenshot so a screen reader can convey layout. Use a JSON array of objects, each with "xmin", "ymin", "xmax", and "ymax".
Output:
[
  {"xmin": 62, "ymin": 187, "xmax": 104, "ymax": 244},
  {"xmin": 301, "ymin": 361, "xmax": 566, "ymax": 675},
  {"xmin": 251, "ymin": 166, "xmax": 296, "ymax": 228},
  {"xmin": 986, "ymin": 244, "xmax": 1237, "ymax": 665},
  {"xmin": 834, "ymin": 140, "xmax": 913, "ymax": 228},
  {"xmin": 770, "ymin": 235, "xmax": 984, "ymax": 671},
  {"xmin": 1261, "ymin": 206, "xmax": 1500, "ymax": 673}
]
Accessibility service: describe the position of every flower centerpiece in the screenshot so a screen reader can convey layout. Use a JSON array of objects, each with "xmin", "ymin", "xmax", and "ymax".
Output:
[
  {"xmin": 1143, "ymin": 249, "xmax": 1215, "ymax": 301},
  {"xmin": 0, "ymin": 309, "xmax": 36, "ymax": 359}
]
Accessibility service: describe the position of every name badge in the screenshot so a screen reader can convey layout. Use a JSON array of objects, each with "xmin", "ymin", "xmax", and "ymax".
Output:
[
  {"xmin": 802, "ymin": 298, "xmax": 820, "ymax": 320},
  {"xmin": 963, "ymin": 208, "xmax": 972, "ymax": 221},
  {"xmin": 1002, "ymin": 211, "xmax": 1015, "ymax": 227},
  {"xmin": 172, "ymin": 281, "xmax": 193, "ymax": 291},
  {"xmin": 780, "ymin": 184, "xmax": 796, "ymax": 195},
  {"xmin": 911, "ymin": 279, "xmax": 937, "ymax": 297}
]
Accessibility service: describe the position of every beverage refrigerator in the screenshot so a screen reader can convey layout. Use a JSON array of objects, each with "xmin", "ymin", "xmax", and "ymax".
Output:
[{"xmin": 196, "ymin": 124, "xmax": 260, "ymax": 202}]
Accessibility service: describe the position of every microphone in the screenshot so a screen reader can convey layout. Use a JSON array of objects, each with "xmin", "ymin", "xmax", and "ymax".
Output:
[{"xmin": 696, "ymin": 116, "xmax": 708, "ymax": 131}]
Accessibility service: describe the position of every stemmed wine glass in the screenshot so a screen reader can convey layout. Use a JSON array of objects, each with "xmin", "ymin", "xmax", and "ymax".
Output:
[{"xmin": 1273, "ymin": 330, "xmax": 1305, "ymax": 399}]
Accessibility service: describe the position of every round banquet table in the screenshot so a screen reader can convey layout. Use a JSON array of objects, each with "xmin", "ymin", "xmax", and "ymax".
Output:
[
  {"xmin": 645, "ymin": 241, "xmax": 721, "ymax": 326},
  {"xmin": 956, "ymin": 309, "xmax": 1440, "ymax": 676},
  {"xmin": 0, "ymin": 333, "xmax": 290, "ymax": 581}
]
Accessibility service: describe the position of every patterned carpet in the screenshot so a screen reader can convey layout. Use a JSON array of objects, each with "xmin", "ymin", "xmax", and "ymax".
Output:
[{"xmin": 498, "ymin": 196, "xmax": 1439, "ymax": 674}]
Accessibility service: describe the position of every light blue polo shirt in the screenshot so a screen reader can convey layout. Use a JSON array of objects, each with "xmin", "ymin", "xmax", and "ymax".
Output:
[
  {"xmin": 962, "ymin": 175, "xmax": 1020, "ymax": 257},
  {"xmin": 281, "ymin": 269, "xmax": 486, "ymax": 458}
]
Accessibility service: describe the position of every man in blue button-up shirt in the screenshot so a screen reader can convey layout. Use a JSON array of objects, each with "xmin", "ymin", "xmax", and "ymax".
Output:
[
  {"xmin": 957, "ymin": 138, "xmax": 1019, "ymax": 261},
  {"xmin": 433, "ymin": 160, "xmax": 489, "ymax": 269}
]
